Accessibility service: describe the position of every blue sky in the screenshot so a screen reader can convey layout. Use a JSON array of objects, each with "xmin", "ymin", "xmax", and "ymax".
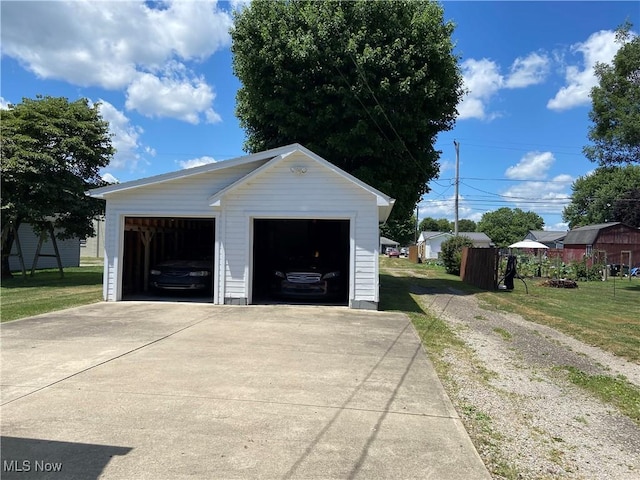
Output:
[{"xmin": 2, "ymin": 1, "xmax": 638, "ymax": 231}]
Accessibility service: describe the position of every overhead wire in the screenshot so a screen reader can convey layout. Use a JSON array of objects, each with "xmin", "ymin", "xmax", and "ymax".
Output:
[{"xmin": 290, "ymin": 0, "xmax": 439, "ymax": 183}]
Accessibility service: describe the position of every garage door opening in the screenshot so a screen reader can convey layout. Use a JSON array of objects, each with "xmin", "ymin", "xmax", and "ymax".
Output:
[
  {"xmin": 252, "ymin": 219, "xmax": 349, "ymax": 305},
  {"xmin": 122, "ymin": 217, "xmax": 215, "ymax": 302}
]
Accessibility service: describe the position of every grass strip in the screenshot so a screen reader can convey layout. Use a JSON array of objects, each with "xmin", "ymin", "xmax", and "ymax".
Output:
[
  {"xmin": 557, "ymin": 366, "xmax": 640, "ymax": 426},
  {"xmin": 1, "ymin": 267, "xmax": 103, "ymax": 322},
  {"xmin": 379, "ymin": 269, "xmax": 520, "ymax": 479}
]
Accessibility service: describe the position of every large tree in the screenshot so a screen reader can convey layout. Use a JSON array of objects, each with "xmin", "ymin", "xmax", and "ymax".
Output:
[
  {"xmin": 380, "ymin": 213, "xmax": 417, "ymax": 246},
  {"xmin": 231, "ymin": 0, "xmax": 463, "ymax": 220},
  {"xmin": 584, "ymin": 24, "xmax": 640, "ymax": 166},
  {"xmin": 457, "ymin": 219, "xmax": 477, "ymax": 232},
  {"xmin": 562, "ymin": 165, "xmax": 640, "ymax": 228},
  {"xmin": 477, "ymin": 207, "xmax": 544, "ymax": 248},
  {"xmin": 418, "ymin": 217, "xmax": 475, "ymax": 232},
  {"xmin": 418, "ymin": 217, "xmax": 452, "ymax": 232},
  {"xmin": 612, "ymin": 187, "xmax": 640, "ymax": 227},
  {"xmin": 1, "ymin": 96, "xmax": 113, "ymax": 278}
]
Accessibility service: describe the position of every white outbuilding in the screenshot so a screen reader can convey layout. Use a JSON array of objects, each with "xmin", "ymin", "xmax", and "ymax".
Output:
[{"xmin": 89, "ymin": 144, "xmax": 395, "ymax": 309}]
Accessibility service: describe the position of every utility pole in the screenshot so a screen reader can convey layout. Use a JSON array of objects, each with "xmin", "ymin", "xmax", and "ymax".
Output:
[
  {"xmin": 415, "ymin": 204, "xmax": 419, "ymax": 245},
  {"xmin": 453, "ymin": 140, "xmax": 460, "ymax": 235}
]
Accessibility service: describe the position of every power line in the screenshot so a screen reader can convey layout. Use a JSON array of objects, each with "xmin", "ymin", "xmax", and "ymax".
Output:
[
  {"xmin": 460, "ymin": 181, "xmax": 572, "ymax": 201},
  {"xmin": 290, "ymin": 0, "xmax": 433, "ymax": 183},
  {"xmin": 434, "ymin": 137, "xmax": 585, "ymax": 155},
  {"xmin": 436, "ymin": 176, "xmax": 575, "ymax": 183}
]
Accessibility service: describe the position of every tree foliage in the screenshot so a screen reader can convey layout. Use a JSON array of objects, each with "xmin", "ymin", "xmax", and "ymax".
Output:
[
  {"xmin": 380, "ymin": 213, "xmax": 417, "ymax": 246},
  {"xmin": 477, "ymin": 207, "xmax": 544, "ymax": 247},
  {"xmin": 562, "ymin": 165, "xmax": 640, "ymax": 228},
  {"xmin": 1, "ymin": 96, "xmax": 113, "ymax": 276},
  {"xmin": 440, "ymin": 235, "xmax": 473, "ymax": 275},
  {"xmin": 584, "ymin": 24, "xmax": 640, "ymax": 166},
  {"xmin": 419, "ymin": 217, "xmax": 451, "ymax": 232},
  {"xmin": 231, "ymin": 0, "xmax": 463, "ymax": 220},
  {"xmin": 457, "ymin": 219, "xmax": 477, "ymax": 232},
  {"xmin": 419, "ymin": 217, "xmax": 441, "ymax": 232},
  {"xmin": 612, "ymin": 187, "xmax": 640, "ymax": 227},
  {"xmin": 418, "ymin": 217, "xmax": 476, "ymax": 233}
]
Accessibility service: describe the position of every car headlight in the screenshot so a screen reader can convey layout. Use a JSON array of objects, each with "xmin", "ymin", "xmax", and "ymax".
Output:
[
  {"xmin": 274, "ymin": 270, "xmax": 285, "ymax": 278},
  {"xmin": 150, "ymin": 269, "xmax": 161, "ymax": 276},
  {"xmin": 322, "ymin": 271, "xmax": 340, "ymax": 280},
  {"xmin": 189, "ymin": 271, "xmax": 210, "ymax": 277}
]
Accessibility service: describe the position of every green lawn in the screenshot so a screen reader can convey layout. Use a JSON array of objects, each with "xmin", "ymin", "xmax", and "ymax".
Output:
[
  {"xmin": 379, "ymin": 256, "xmax": 640, "ymax": 363},
  {"xmin": 477, "ymin": 272, "xmax": 640, "ymax": 363},
  {"xmin": 3, "ymin": 259, "xmax": 638, "ymax": 364},
  {"xmin": 379, "ymin": 256, "xmax": 640, "ymax": 431},
  {"xmin": 1, "ymin": 266, "xmax": 104, "ymax": 322}
]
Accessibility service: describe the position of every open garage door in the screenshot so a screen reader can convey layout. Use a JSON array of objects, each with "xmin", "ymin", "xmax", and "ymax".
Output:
[
  {"xmin": 252, "ymin": 219, "xmax": 349, "ymax": 305},
  {"xmin": 122, "ymin": 217, "xmax": 215, "ymax": 302}
]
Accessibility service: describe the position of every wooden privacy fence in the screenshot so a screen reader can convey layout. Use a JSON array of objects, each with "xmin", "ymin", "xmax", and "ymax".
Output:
[{"xmin": 460, "ymin": 247, "xmax": 500, "ymax": 290}]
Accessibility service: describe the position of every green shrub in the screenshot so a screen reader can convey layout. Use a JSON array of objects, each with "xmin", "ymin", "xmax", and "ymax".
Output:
[
  {"xmin": 571, "ymin": 261, "xmax": 605, "ymax": 281},
  {"xmin": 441, "ymin": 235, "xmax": 474, "ymax": 275}
]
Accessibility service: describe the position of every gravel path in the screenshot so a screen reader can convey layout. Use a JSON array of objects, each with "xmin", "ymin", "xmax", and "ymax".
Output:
[{"xmin": 414, "ymin": 285, "xmax": 640, "ymax": 480}]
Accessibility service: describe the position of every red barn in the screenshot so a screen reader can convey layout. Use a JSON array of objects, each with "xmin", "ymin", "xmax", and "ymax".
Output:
[{"xmin": 563, "ymin": 222, "xmax": 640, "ymax": 269}]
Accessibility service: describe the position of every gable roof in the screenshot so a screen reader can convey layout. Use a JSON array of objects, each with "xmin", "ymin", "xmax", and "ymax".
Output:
[
  {"xmin": 89, "ymin": 143, "xmax": 299, "ymax": 198},
  {"xmin": 459, "ymin": 232, "xmax": 493, "ymax": 243},
  {"xmin": 564, "ymin": 222, "xmax": 624, "ymax": 245},
  {"xmin": 418, "ymin": 231, "xmax": 450, "ymax": 242},
  {"xmin": 89, "ymin": 143, "xmax": 396, "ymax": 222},
  {"xmin": 418, "ymin": 231, "xmax": 493, "ymax": 244},
  {"xmin": 528, "ymin": 230, "xmax": 567, "ymax": 243},
  {"xmin": 380, "ymin": 236, "xmax": 399, "ymax": 246},
  {"xmin": 206, "ymin": 146, "xmax": 395, "ymax": 222}
]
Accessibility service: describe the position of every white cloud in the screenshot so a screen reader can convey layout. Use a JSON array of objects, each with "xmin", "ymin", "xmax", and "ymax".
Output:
[
  {"xmin": 438, "ymin": 160, "xmax": 456, "ymax": 174},
  {"xmin": 97, "ymin": 100, "xmax": 147, "ymax": 171},
  {"xmin": 179, "ymin": 156, "xmax": 217, "ymax": 169},
  {"xmin": 501, "ymin": 174, "xmax": 574, "ymax": 214},
  {"xmin": 547, "ymin": 29, "xmax": 621, "ymax": 111},
  {"xmin": 545, "ymin": 222, "xmax": 569, "ymax": 232},
  {"xmin": 419, "ymin": 195, "xmax": 476, "ymax": 220},
  {"xmin": 0, "ymin": 1, "xmax": 231, "ymax": 122},
  {"xmin": 505, "ymin": 151, "xmax": 555, "ymax": 180},
  {"xmin": 457, "ymin": 58, "xmax": 503, "ymax": 120},
  {"xmin": 505, "ymin": 52, "xmax": 550, "ymax": 88},
  {"xmin": 102, "ymin": 173, "xmax": 120, "ymax": 184},
  {"xmin": 126, "ymin": 66, "xmax": 220, "ymax": 124},
  {"xmin": 0, "ymin": 97, "xmax": 9, "ymax": 109},
  {"xmin": 458, "ymin": 53, "xmax": 549, "ymax": 120}
]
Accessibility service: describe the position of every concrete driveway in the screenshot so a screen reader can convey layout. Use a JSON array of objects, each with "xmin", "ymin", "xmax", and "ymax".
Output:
[{"xmin": 1, "ymin": 303, "xmax": 489, "ymax": 479}]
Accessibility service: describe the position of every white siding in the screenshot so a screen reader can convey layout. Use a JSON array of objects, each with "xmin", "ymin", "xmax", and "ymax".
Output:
[
  {"xmin": 8, "ymin": 224, "xmax": 80, "ymax": 271},
  {"xmin": 99, "ymin": 151, "xmax": 384, "ymax": 307},
  {"xmin": 101, "ymin": 162, "xmax": 266, "ymax": 301},
  {"xmin": 222, "ymin": 152, "xmax": 379, "ymax": 304}
]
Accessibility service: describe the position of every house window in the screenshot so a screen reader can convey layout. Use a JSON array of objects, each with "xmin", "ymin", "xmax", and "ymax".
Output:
[{"xmin": 586, "ymin": 245, "xmax": 593, "ymax": 256}]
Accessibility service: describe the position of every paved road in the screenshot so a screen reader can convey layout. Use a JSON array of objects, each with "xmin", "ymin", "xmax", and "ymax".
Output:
[{"xmin": 1, "ymin": 302, "xmax": 490, "ymax": 479}]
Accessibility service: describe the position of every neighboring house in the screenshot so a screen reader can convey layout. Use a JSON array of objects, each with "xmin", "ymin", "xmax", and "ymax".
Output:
[
  {"xmin": 8, "ymin": 223, "xmax": 80, "ymax": 271},
  {"xmin": 461, "ymin": 232, "xmax": 493, "ymax": 248},
  {"xmin": 417, "ymin": 231, "xmax": 451, "ymax": 260},
  {"xmin": 525, "ymin": 230, "xmax": 566, "ymax": 249},
  {"xmin": 417, "ymin": 231, "xmax": 493, "ymax": 260},
  {"xmin": 80, "ymin": 217, "xmax": 106, "ymax": 258},
  {"xmin": 89, "ymin": 144, "xmax": 395, "ymax": 310},
  {"xmin": 562, "ymin": 222, "xmax": 640, "ymax": 266},
  {"xmin": 380, "ymin": 236, "xmax": 399, "ymax": 253}
]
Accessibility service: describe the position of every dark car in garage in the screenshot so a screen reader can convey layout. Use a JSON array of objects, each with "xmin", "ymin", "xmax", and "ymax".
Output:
[
  {"xmin": 149, "ymin": 260, "xmax": 213, "ymax": 292},
  {"xmin": 271, "ymin": 254, "xmax": 346, "ymax": 300}
]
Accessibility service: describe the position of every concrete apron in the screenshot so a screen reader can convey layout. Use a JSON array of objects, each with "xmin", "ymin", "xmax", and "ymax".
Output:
[{"xmin": 1, "ymin": 303, "xmax": 490, "ymax": 480}]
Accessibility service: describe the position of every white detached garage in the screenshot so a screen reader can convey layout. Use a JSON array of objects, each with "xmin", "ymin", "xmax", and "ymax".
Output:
[{"xmin": 90, "ymin": 144, "xmax": 395, "ymax": 309}]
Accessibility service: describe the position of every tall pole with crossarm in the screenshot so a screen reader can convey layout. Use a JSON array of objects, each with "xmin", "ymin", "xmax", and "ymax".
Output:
[{"xmin": 453, "ymin": 140, "xmax": 460, "ymax": 235}]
